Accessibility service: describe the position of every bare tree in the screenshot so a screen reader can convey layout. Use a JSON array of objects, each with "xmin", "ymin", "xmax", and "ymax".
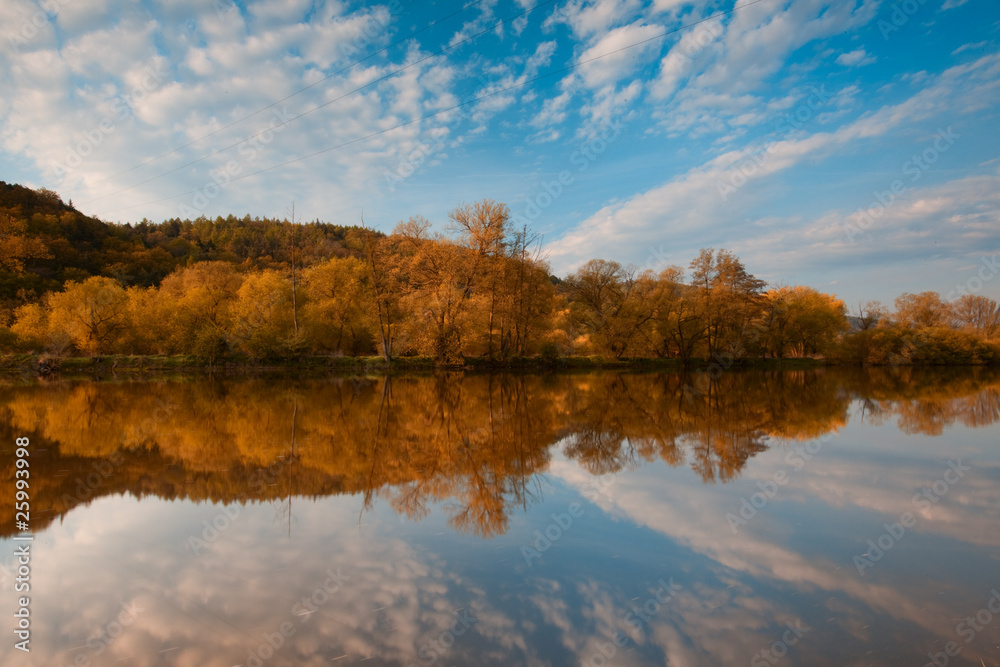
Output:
[
  {"xmin": 953, "ymin": 294, "xmax": 1000, "ymax": 339},
  {"xmin": 853, "ymin": 300, "xmax": 886, "ymax": 331}
]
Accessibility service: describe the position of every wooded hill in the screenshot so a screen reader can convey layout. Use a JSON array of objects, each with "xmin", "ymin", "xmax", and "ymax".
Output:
[{"xmin": 0, "ymin": 180, "xmax": 369, "ymax": 300}]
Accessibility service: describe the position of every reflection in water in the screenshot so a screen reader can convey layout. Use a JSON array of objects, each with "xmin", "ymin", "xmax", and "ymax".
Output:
[
  {"xmin": 2, "ymin": 368, "xmax": 998, "ymax": 538},
  {"xmin": 0, "ymin": 367, "xmax": 998, "ymax": 666}
]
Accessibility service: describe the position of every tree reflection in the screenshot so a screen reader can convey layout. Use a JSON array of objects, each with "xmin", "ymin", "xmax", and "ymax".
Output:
[{"xmin": 1, "ymin": 367, "xmax": 998, "ymax": 538}]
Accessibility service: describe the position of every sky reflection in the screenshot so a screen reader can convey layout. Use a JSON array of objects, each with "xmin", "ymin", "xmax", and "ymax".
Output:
[{"xmin": 0, "ymin": 368, "xmax": 998, "ymax": 665}]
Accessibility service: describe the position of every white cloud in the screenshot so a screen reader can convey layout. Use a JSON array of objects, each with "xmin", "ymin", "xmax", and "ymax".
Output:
[
  {"xmin": 734, "ymin": 166, "xmax": 1000, "ymax": 286},
  {"xmin": 835, "ymin": 48, "xmax": 875, "ymax": 67},
  {"xmin": 525, "ymin": 40, "xmax": 558, "ymax": 77},
  {"xmin": 56, "ymin": 0, "xmax": 119, "ymax": 34},
  {"xmin": 952, "ymin": 40, "xmax": 988, "ymax": 55},
  {"xmin": 698, "ymin": 0, "xmax": 878, "ymax": 93},
  {"xmin": 531, "ymin": 90, "xmax": 572, "ymax": 128},
  {"xmin": 544, "ymin": 52, "xmax": 1000, "ymax": 283},
  {"xmin": 575, "ymin": 20, "xmax": 664, "ymax": 89},
  {"xmin": 0, "ymin": 0, "xmax": 479, "ymax": 225},
  {"xmin": 447, "ymin": 0, "xmax": 500, "ymax": 48},
  {"xmin": 547, "ymin": 0, "xmax": 644, "ymax": 39},
  {"xmin": 650, "ymin": 0, "xmax": 692, "ymax": 14},
  {"xmin": 647, "ymin": 0, "xmax": 880, "ymax": 136},
  {"xmin": 650, "ymin": 17, "xmax": 724, "ymax": 101},
  {"xmin": 247, "ymin": 0, "xmax": 314, "ymax": 26}
]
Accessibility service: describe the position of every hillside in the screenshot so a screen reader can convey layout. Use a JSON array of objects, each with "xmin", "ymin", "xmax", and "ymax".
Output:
[{"xmin": 0, "ymin": 181, "xmax": 370, "ymax": 307}]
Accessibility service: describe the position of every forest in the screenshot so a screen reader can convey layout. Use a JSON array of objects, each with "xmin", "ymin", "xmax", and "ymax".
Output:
[{"xmin": 1, "ymin": 181, "xmax": 998, "ymax": 366}]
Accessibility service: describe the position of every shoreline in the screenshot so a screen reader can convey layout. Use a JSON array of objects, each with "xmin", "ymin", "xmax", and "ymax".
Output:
[{"xmin": 1, "ymin": 353, "xmax": 996, "ymax": 380}]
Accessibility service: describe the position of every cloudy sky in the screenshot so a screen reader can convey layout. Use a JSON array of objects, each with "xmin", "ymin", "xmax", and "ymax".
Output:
[{"xmin": 1, "ymin": 0, "xmax": 998, "ymax": 303}]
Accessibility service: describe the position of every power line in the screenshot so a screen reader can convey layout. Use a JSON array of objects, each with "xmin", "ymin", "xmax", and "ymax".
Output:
[
  {"xmin": 79, "ymin": 0, "xmax": 558, "ymax": 205},
  {"xmin": 92, "ymin": 0, "xmax": 770, "ymax": 218},
  {"xmin": 74, "ymin": 0, "xmax": 488, "ymax": 193}
]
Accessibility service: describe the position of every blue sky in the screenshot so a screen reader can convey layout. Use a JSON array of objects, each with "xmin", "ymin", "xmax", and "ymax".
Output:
[{"xmin": 1, "ymin": 0, "xmax": 998, "ymax": 305}]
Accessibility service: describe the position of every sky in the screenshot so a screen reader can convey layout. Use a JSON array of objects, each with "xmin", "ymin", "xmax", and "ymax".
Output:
[{"xmin": 1, "ymin": 0, "xmax": 998, "ymax": 305}]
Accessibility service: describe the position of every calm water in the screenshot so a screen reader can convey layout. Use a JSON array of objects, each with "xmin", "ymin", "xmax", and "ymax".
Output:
[{"xmin": 1, "ymin": 368, "xmax": 999, "ymax": 666}]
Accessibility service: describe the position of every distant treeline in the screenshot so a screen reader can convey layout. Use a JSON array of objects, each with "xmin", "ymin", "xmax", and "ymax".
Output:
[{"xmin": 1, "ymin": 183, "xmax": 998, "ymax": 365}]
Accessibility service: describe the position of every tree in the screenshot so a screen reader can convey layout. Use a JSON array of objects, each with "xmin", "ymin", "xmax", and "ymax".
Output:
[
  {"xmin": 229, "ymin": 270, "xmax": 295, "ymax": 358},
  {"xmin": 0, "ymin": 211, "xmax": 50, "ymax": 274},
  {"xmin": 284, "ymin": 206, "xmax": 302, "ymax": 338},
  {"xmin": 952, "ymin": 294, "xmax": 1000, "ymax": 339},
  {"xmin": 46, "ymin": 277, "xmax": 129, "ymax": 355},
  {"xmin": 157, "ymin": 261, "xmax": 244, "ymax": 355},
  {"xmin": 121, "ymin": 286, "xmax": 163, "ymax": 355},
  {"xmin": 505, "ymin": 252, "xmax": 555, "ymax": 357},
  {"xmin": 853, "ymin": 300, "xmax": 887, "ymax": 331},
  {"xmin": 649, "ymin": 266, "xmax": 706, "ymax": 362},
  {"xmin": 447, "ymin": 200, "xmax": 512, "ymax": 360},
  {"xmin": 362, "ymin": 223, "xmax": 405, "ymax": 362},
  {"xmin": 397, "ymin": 219, "xmax": 478, "ymax": 362},
  {"xmin": 893, "ymin": 292, "xmax": 952, "ymax": 329},
  {"xmin": 688, "ymin": 249, "xmax": 766, "ymax": 359},
  {"xmin": 567, "ymin": 259, "xmax": 657, "ymax": 358},
  {"xmin": 302, "ymin": 257, "xmax": 374, "ymax": 354},
  {"xmin": 763, "ymin": 286, "xmax": 847, "ymax": 358},
  {"xmin": 11, "ymin": 302, "xmax": 58, "ymax": 351}
]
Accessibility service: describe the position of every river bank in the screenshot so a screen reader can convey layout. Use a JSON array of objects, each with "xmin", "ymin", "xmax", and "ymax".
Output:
[{"xmin": 0, "ymin": 353, "xmax": 836, "ymax": 379}]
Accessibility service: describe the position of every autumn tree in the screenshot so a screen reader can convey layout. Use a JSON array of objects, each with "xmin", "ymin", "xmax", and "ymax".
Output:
[
  {"xmin": 362, "ymin": 225, "xmax": 406, "ymax": 361},
  {"xmin": 121, "ymin": 286, "xmax": 163, "ymax": 355},
  {"xmin": 0, "ymin": 211, "xmax": 50, "ymax": 274},
  {"xmin": 505, "ymin": 251, "xmax": 555, "ymax": 357},
  {"xmin": 45, "ymin": 277, "xmax": 130, "ymax": 355},
  {"xmin": 10, "ymin": 302, "xmax": 58, "ymax": 351},
  {"xmin": 762, "ymin": 286, "xmax": 847, "ymax": 358},
  {"xmin": 567, "ymin": 259, "xmax": 657, "ymax": 358},
  {"xmin": 688, "ymin": 249, "xmax": 766, "ymax": 359},
  {"xmin": 396, "ymin": 217, "xmax": 481, "ymax": 362},
  {"xmin": 302, "ymin": 257, "xmax": 374, "ymax": 355},
  {"xmin": 157, "ymin": 261, "xmax": 244, "ymax": 357},
  {"xmin": 229, "ymin": 270, "xmax": 296, "ymax": 358},
  {"xmin": 649, "ymin": 266, "xmax": 706, "ymax": 362},
  {"xmin": 952, "ymin": 294, "xmax": 1000, "ymax": 339},
  {"xmin": 893, "ymin": 291, "xmax": 953, "ymax": 329},
  {"xmin": 853, "ymin": 300, "xmax": 887, "ymax": 331},
  {"xmin": 447, "ymin": 200, "xmax": 513, "ymax": 359}
]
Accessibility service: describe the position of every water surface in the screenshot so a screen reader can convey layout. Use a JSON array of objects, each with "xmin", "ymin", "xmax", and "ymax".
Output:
[{"xmin": 1, "ymin": 368, "xmax": 998, "ymax": 666}]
